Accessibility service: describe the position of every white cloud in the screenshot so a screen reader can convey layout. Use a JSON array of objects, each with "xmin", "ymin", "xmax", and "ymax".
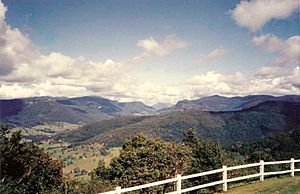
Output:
[
  {"xmin": 185, "ymin": 66, "xmax": 300, "ymax": 99},
  {"xmin": 250, "ymin": 34, "xmax": 300, "ymax": 95},
  {"xmin": 137, "ymin": 35, "xmax": 189, "ymax": 57},
  {"xmin": 252, "ymin": 34, "xmax": 285, "ymax": 52},
  {"xmin": 137, "ymin": 37, "xmax": 159, "ymax": 53},
  {"xmin": 231, "ymin": 0, "xmax": 299, "ymax": 32},
  {"xmin": 0, "ymin": 1, "xmax": 38, "ymax": 76},
  {"xmin": 253, "ymin": 34, "xmax": 300, "ymax": 66},
  {"xmin": 187, "ymin": 71, "xmax": 248, "ymax": 96},
  {"xmin": 250, "ymin": 66, "xmax": 300, "ymax": 95},
  {"xmin": 198, "ymin": 46, "xmax": 229, "ymax": 63},
  {"xmin": 188, "ymin": 71, "xmax": 248, "ymax": 96},
  {"xmin": 131, "ymin": 35, "xmax": 189, "ymax": 65},
  {"xmin": 0, "ymin": 0, "xmax": 299, "ymax": 104},
  {"xmin": 0, "ymin": 0, "xmax": 192, "ymax": 104}
]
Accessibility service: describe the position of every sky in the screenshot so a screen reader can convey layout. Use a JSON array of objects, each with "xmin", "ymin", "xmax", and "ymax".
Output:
[{"xmin": 0, "ymin": 0, "xmax": 299, "ymax": 104}]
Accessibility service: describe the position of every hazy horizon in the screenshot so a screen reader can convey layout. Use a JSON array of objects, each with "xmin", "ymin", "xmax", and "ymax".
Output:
[{"xmin": 0, "ymin": 0, "xmax": 299, "ymax": 104}]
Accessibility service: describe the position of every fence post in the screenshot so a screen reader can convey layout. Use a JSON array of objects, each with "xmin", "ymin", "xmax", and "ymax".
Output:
[
  {"xmin": 223, "ymin": 165, "xmax": 227, "ymax": 192},
  {"xmin": 176, "ymin": 174, "xmax": 181, "ymax": 194},
  {"xmin": 115, "ymin": 186, "xmax": 121, "ymax": 194},
  {"xmin": 260, "ymin": 160, "xmax": 264, "ymax": 182},
  {"xmin": 291, "ymin": 158, "xmax": 295, "ymax": 177}
]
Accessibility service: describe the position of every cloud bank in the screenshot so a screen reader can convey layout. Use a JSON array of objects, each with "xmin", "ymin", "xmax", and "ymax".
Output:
[{"xmin": 0, "ymin": 0, "xmax": 299, "ymax": 104}]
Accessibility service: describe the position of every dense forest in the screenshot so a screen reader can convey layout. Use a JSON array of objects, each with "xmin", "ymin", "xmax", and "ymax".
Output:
[{"xmin": 56, "ymin": 101, "xmax": 300, "ymax": 147}]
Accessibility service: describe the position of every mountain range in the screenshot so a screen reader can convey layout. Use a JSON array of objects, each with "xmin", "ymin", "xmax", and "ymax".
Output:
[
  {"xmin": 161, "ymin": 95, "xmax": 300, "ymax": 112},
  {"xmin": 1, "ymin": 95, "xmax": 300, "ymax": 127},
  {"xmin": 0, "ymin": 96, "xmax": 155, "ymax": 126},
  {"xmin": 56, "ymin": 101, "xmax": 300, "ymax": 146}
]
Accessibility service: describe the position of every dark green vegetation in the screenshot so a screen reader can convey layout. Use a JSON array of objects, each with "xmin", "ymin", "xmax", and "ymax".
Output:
[
  {"xmin": 1, "ymin": 95, "xmax": 299, "ymax": 127},
  {"xmin": 91, "ymin": 131, "xmax": 228, "ymax": 193},
  {"xmin": 2, "ymin": 96, "xmax": 300, "ymax": 193},
  {"xmin": 55, "ymin": 115, "xmax": 149, "ymax": 144},
  {"xmin": 230, "ymin": 128, "xmax": 300, "ymax": 163},
  {"xmin": 0, "ymin": 125, "xmax": 64, "ymax": 193},
  {"xmin": 57, "ymin": 101, "xmax": 300, "ymax": 147},
  {"xmin": 93, "ymin": 134, "xmax": 192, "ymax": 192},
  {"xmin": 1, "ymin": 125, "xmax": 300, "ymax": 193}
]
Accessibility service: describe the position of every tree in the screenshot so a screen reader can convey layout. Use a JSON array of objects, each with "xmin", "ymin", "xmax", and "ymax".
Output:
[
  {"xmin": 93, "ymin": 134, "xmax": 191, "ymax": 193},
  {"xmin": 182, "ymin": 128, "xmax": 199, "ymax": 148},
  {"xmin": 182, "ymin": 128, "xmax": 227, "ymax": 191},
  {"xmin": 0, "ymin": 124, "xmax": 64, "ymax": 193}
]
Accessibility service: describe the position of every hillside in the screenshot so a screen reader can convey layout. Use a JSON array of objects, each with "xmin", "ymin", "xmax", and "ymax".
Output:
[
  {"xmin": 1, "ymin": 95, "xmax": 299, "ymax": 127},
  {"xmin": 219, "ymin": 176, "xmax": 300, "ymax": 194},
  {"xmin": 161, "ymin": 95, "xmax": 300, "ymax": 112},
  {"xmin": 57, "ymin": 101, "xmax": 300, "ymax": 147},
  {"xmin": 151, "ymin": 103, "xmax": 174, "ymax": 110},
  {"xmin": 0, "ymin": 96, "xmax": 155, "ymax": 126}
]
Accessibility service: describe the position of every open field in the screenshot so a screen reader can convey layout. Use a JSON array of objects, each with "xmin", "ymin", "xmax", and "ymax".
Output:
[
  {"xmin": 13, "ymin": 122, "xmax": 81, "ymax": 137},
  {"xmin": 40, "ymin": 140, "xmax": 120, "ymax": 178},
  {"xmin": 221, "ymin": 176, "xmax": 300, "ymax": 194}
]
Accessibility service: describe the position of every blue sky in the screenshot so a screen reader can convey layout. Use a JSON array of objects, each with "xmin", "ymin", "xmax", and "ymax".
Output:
[{"xmin": 0, "ymin": 0, "xmax": 299, "ymax": 104}]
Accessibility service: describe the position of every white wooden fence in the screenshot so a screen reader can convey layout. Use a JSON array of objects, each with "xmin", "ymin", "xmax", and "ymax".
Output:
[{"xmin": 100, "ymin": 158, "xmax": 300, "ymax": 194}]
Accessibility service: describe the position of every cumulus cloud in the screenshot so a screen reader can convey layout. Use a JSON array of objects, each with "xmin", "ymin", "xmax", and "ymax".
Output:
[
  {"xmin": 185, "ymin": 66, "xmax": 300, "ymax": 99},
  {"xmin": 187, "ymin": 71, "xmax": 248, "ymax": 96},
  {"xmin": 231, "ymin": 0, "xmax": 299, "ymax": 32},
  {"xmin": 0, "ymin": 1, "xmax": 38, "ymax": 76},
  {"xmin": 251, "ymin": 34, "xmax": 300, "ymax": 94},
  {"xmin": 253, "ymin": 34, "xmax": 300, "ymax": 67},
  {"xmin": 0, "ymin": 0, "xmax": 299, "ymax": 104},
  {"xmin": 250, "ymin": 65, "xmax": 300, "ymax": 95},
  {"xmin": 0, "ymin": 0, "xmax": 191, "ymax": 104}
]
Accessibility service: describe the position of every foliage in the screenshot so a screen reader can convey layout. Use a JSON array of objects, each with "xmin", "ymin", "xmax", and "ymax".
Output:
[
  {"xmin": 65, "ymin": 177, "xmax": 114, "ymax": 194},
  {"xmin": 93, "ymin": 134, "xmax": 191, "ymax": 193},
  {"xmin": 58, "ymin": 101, "xmax": 300, "ymax": 147},
  {"xmin": 182, "ymin": 128, "xmax": 227, "ymax": 192},
  {"xmin": 0, "ymin": 124, "xmax": 64, "ymax": 194},
  {"xmin": 55, "ymin": 116, "xmax": 147, "ymax": 144},
  {"xmin": 231, "ymin": 128, "xmax": 300, "ymax": 162}
]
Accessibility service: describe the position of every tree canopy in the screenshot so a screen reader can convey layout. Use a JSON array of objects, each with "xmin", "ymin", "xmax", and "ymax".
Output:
[{"xmin": 0, "ymin": 124, "xmax": 64, "ymax": 194}]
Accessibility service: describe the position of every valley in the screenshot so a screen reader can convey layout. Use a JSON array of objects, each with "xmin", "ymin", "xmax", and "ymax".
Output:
[
  {"xmin": 39, "ymin": 140, "xmax": 120, "ymax": 178},
  {"xmin": 1, "ymin": 94, "xmax": 300, "ymax": 180}
]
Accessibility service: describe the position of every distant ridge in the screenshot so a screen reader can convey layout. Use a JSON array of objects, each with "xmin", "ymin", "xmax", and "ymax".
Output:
[
  {"xmin": 160, "ymin": 95, "xmax": 300, "ymax": 112},
  {"xmin": 1, "ymin": 95, "xmax": 300, "ymax": 127},
  {"xmin": 151, "ymin": 102, "xmax": 173, "ymax": 110},
  {"xmin": 56, "ymin": 101, "xmax": 300, "ymax": 146},
  {"xmin": 0, "ymin": 96, "xmax": 155, "ymax": 126}
]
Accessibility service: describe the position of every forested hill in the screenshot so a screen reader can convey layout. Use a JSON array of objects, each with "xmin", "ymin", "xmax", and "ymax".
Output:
[
  {"xmin": 1, "ymin": 95, "xmax": 299, "ymax": 127},
  {"xmin": 56, "ymin": 101, "xmax": 300, "ymax": 147},
  {"xmin": 0, "ymin": 96, "xmax": 155, "ymax": 126}
]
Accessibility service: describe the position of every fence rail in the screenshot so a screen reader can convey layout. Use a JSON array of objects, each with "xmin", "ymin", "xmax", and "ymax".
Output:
[{"xmin": 100, "ymin": 158, "xmax": 300, "ymax": 194}]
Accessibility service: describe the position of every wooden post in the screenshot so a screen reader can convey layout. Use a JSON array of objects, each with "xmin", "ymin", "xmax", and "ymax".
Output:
[
  {"xmin": 115, "ymin": 186, "xmax": 121, "ymax": 194},
  {"xmin": 291, "ymin": 158, "xmax": 295, "ymax": 177},
  {"xmin": 223, "ymin": 165, "xmax": 227, "ymax": 192},
  {"xmin": 260, "ymin": 160, "xmax": 264, "ymax": 182},
  {"xmin": 176, "ymin": 174, "xmax": 181, "ymax": 194}
]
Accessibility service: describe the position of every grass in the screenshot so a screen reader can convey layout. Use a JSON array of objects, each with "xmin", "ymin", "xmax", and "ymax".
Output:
[
  {"xmin": 40, "ymin": 140, "xmax": 120, "ymax": 179},
  {"xmin": 14, "ymin": 122, "xmax": 81, "ymax": 136},
  {"xmin": 222, "ymin": 176, "xmax": 300, "ymax": 194}
]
